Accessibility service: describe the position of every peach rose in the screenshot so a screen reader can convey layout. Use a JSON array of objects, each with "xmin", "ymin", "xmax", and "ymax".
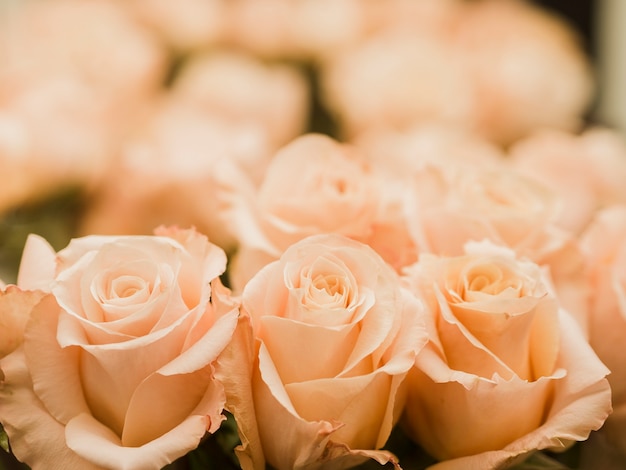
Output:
[
  {"xmin": 401, "ymin": 241, "xmax": 612, "ymax": 469},
  {"xmin": 240, "ymin": 234, "xmax": 427, "ymax": 469},
  {"xmin": 455, "ymin": 0, "xmax": 593, "ymax": 145},
  {"xmin": 320, "ymin": 0, "xmax": 592, "ymax": 144},
  {"xmin": 171, "ymin": 50, "xmax": 309, "ymax": 148},
  {"xmin": 227, "ymin": 134, "xmax": 381, "ymax": 291},
  {"xmin": 580, "ymin": 205, "xmax": 626, "ymax": 457},
  {"xmin": 0, "ymin": 0, "xmax": 167, "ymax": 204},
  {"xmin": 320, "ymin": 29, "xmax": 474, "ymax": 139},
  {"xmin": 404, "ymin": 164, "xmax": 589, "ymax": 330},
  {"xmin": 79, "ymin": 98, "xmax": 271, "ymax": 251},
  {"xmin": 0, "ymin": 227, "xmax": 245, "ymax": 469},
  {"xmin": 0, "ymin": 0, "xmax": 166, "ymax": 125},
  {"xmin": 350, "ymin": 125, "xmax": 505, "ymax": 272},
  {"xmin": 509, "ymin": 128, "xmax": 626, "ymax": 235}
]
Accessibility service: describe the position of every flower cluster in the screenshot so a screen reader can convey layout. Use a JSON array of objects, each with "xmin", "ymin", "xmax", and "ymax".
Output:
[{"xmin": 0, "ymin": 0, "xmax": 623, "ymax": 469}]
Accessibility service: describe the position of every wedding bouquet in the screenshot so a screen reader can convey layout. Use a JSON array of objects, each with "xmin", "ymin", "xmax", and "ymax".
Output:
[{"xmin": 0, "ymin": 1, "xmax": 623, "ymax": 469}]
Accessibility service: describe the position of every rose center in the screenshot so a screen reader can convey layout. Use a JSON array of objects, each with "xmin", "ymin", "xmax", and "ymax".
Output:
[
  {"xmin": 460, "ymin": 263, "xmax": 523, "ymax": 301},
  {"xmin": 310, "ymin": 273, "xmax": 349, "ymax": 307}
]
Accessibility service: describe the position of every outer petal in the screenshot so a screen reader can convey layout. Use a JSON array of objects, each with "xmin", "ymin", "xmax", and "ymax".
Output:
[
  {"xmin": 121, "ymin": 308, "xmax": 238, "ymax": 446},
  {"xmin": 24, "ymin": 295, "xmax": 91, "ymax": 425},
  {"xmin": 0, "ymin": 286, "xmax": 45, "ymax": 358},
  {"xmin": 66, "ymin": 412, "xmax": 209, "ymax": 470},
  {"xmin": 16, "ymin": 234, "xmax": 57, "ymax": 291},
  {"xmin": 215, "ymin": 312, "xmax": 265, "ymax": 470},
  {"xmin": 0, "ymin": 348, "xmax": 101, "ymax": 470},
  {"xmin": 421, "ymin": 310, "xmax": 611, "ymax": 469}
]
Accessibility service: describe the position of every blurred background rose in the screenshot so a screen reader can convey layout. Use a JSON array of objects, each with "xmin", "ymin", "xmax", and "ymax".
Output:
[{"xmin": 0, "ymin": 0, "xmax": 605, "ymax": 283}]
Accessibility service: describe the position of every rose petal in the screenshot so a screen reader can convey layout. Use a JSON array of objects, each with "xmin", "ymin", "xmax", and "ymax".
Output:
[
  {"xmin": 121, "ymin": 309, "xmax": 238, "ymax": 445},
  {"xmin": 0, "ymin": 348, "xmax": 101, "ymax": 470},
  {"xmin": 259, "ymin": 315, "xmax": 360, "ymax": 382},
  {"xmin": 24, "ymin": 295, "xmax": 91, "ymax": 425},
  {"xmin": 215, "ymin": 312, "xmax": 265, "ymax": 470},
  {"xmin": 16, "ymin": 234, "xmax": 57, "ymax": 291},
  {"xmin": 66, "ymin": 412, "xmax": 208, "ymax": 470},
  {"xmin": 0, "ymin": 286, "xmax": 45, "ymax": 358}
]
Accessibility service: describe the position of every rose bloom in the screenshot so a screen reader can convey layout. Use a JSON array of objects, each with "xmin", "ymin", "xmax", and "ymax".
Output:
[
  {"xmin": 320, "ymin": 28, "xmax": 474, "ymax": 140},
  {"xmin": 0, "ymin": 227, "xmax": 246, "ymax": 469},
  {"xmin": 79, "ymin": 97, "xmax": 271, "ymax": 252},
  {"xmin": 320, "ymin": 0, "xmax": 592, "ymax": 145},
  {"xmin": 351, "ymin": 124, "xmax": 505, "ymax": 271},
  {"xmin": 454, "ymin": 0, "xmax": 594, "ymax": 145},
  {"xmin": 0, "ymin": 0, "xmax": 166, "ymax": 126},
  {"xmin": 0, "ymin": 0, "xmax": 167, "ymax": 204},
  {"xmin": 401, "ymin": 241, "xmax": 612, "ymax": 468},
  {"xmin": 580, "ymin": 205, "xmax": 626, "ymax": 458},
  {"xmin": 509, "ymin": 127, "xmax": 626, "ymax": 235},
  {"xmin": 404, "ymin": 163, "xmax": 589, "ymax": 331},
  {"xmin": 239, "ymin": 234, "xmax": 427, "ymax": 469},
  {"xmin": 226, "ymin": 133, "xmax": 382, "ymax": 291},
  {"xmin": 170, "ymin": 50, "xmax": 309, "ymax": 148}
]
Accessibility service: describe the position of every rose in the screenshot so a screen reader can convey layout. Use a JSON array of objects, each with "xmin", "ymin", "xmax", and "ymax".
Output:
[
  {"xmin": 0, "ymin": 0, "xmax": 167, "ymax": 209},
  {"xmin": 509, "ymin": 128, "xmax": 626, "ymax": 235},
  {"xmin": 401, "ymin": 241, "xmax": 611, "ymax": 469},
  {"xmin": 404, "ymin": 163, "xmax": 590, "ymax": 331},
  {"xmin": 171, "ymin": 50, "xmax": 309, "ymax": 148},
  {"xmin": 580, "ymin": 205, "xmax": 626, "ymax": 457},
  {"xmin": 320, "ymin": 29, "xmax": 474, "ymax": 139},
  {"xmin": 351, "ymin": 125, "xmax": 505, "ymax": 271},
  {"xmin": 454, "ymin": 0, "xmax": 593, "ymax": 145},
  {"xmin": 239, "ymin": 234, "xmax": 426, "ymax": 469},
  {"xmin": 79, "ymin": 98, "xmax": 271, "ymax": 252},
  {"xmin": 0, "ymin": 227, "xmax": 244, "ymax": 470},
  {"xmin": 227, "ymin": 133, "xmax": 381, "ymax": 291}
]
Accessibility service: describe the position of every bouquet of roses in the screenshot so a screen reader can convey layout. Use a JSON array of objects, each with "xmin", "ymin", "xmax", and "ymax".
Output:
[{"xmin": 0, "ymin": 0, "xmax": 624, "ymax": 469}]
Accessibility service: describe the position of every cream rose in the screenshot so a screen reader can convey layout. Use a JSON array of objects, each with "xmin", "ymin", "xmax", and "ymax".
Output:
[
  {"xmin": 240, "ymin": 234, "xmax": 426, "ymax": 469},
  {"xmin": 401, "ymin": 241, "xmax": 611, "ymax": 469},
  {"xmin": 0, "ymin": 227, "xmax": 244, "ymax": 470}
]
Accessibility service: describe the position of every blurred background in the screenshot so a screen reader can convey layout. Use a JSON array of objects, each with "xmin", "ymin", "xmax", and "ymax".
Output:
[{"xmin": 0, "ymin": 0, "xmax": 624, "ymax": 284}]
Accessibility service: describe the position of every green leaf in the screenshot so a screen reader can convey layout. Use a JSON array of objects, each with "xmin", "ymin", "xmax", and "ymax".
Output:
[{"xmin": 0, "ymin": 425, "xmax": 9, "ymax": 453}]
